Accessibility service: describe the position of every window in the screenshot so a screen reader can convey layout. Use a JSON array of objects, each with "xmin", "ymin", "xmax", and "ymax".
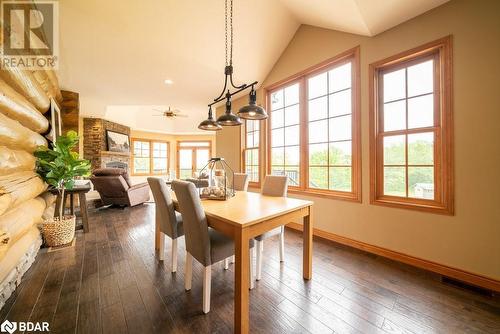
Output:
[
  {"xmin": 176, "ymin": 141, "xmax": 212, "ymax": 179},
  {"xmin": 270, "ymin": 82, "xmax": 301, "ymax": 186},
  {"xmin": 308, "ymin": 62, "xmax": 353, "ymax": 192},
  {"xmin": 370, "ymin": 37, "xmax": 453, "ymax": 214},
  {"xmin": 243, "ymin": 120, "xmax": 260, "ymax": 184},
  {"xmin": 267, "ymin": 48, "xmax": 361, "ymax": 201},
  {"xmin": 132, "ymin": 139, "xmax": 169, "ymax": 175}
]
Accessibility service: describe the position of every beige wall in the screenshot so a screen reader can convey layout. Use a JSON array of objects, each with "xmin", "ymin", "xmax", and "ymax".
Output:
[
  {"xmin": 215, "ymin": 100, "xmax": 244, "ymax": 172},
  {"xmin": 218, "ymin": 0, "xmax": 500, "ymax": 279}
]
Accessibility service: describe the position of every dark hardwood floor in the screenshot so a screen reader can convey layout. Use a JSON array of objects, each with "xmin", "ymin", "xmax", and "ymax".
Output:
[{"xmin": 1, "ymin": 203, "xmax": 499, "ymax": 333}]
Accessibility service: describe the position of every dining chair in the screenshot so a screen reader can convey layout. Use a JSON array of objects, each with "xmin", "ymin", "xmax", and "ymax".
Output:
[
  {"xmin": 148, "ymin": 177, "xmax": 184, "ymax": 272},
  {"xmin": 255, "ymin": 175, "xmax": 288, "ymax": 280},
  {"xmin": 233, "ymin": 173, "xmax": 249, "ymax": 191},
  {"xmin": 172, "ymin": 180, "xmax": 255, "ymax": 314}
]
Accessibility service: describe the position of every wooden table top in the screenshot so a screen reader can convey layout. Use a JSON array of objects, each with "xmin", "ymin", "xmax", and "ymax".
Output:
[{"xmin": 172, "ymin": 190, "xmax": 313, "ymax": 228}]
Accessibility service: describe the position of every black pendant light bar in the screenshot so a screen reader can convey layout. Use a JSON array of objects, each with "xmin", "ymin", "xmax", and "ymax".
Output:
[{"xmin": 198, "ymin": 0, "xmax": 267, "ymax": 131}]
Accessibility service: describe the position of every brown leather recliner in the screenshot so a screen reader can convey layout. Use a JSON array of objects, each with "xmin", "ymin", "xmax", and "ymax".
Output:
[{"xmin": 90, "ymin": 168, "xmax": 150, "ymax": 207}]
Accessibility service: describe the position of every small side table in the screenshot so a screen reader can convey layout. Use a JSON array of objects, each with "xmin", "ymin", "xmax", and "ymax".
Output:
[{"xmin": 52, "ymin": 184, "xmax": 92, "ymax": 233}]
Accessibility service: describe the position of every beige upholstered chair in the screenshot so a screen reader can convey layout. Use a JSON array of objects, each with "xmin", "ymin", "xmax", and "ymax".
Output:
[
  {"xmin": 172, "ymin": 180, "xmax": 254, "ymax": 314},
  {"xmin": 233, "ymin": 173, "xmax": 249, "ymax": 191},
  {"xmin": 255, "ymin": 175, "xmax": 288, "ymax": 280},
  {"xmin": 148, "ymin": 178, "xmax": 184, "ymax": 272}
]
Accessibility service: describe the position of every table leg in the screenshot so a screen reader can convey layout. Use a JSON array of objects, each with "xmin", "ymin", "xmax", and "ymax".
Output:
[
  {"xmin": 78, "ymin": 193, "xmax": 89, "ymax": 233},
  {"xmin": 54, "ymin": 195, "xmax": 62, "ymax": 219},
  {"xmin": 70, "ymin": 193, "xmax": 74, "ymax": 215},
  {"xmin": 303, "ymin": 206, "xmax": 313, "ymax": 280},
  {"xmin": 234, "ymin": 227, "xmax": 250, "ymax": 334}
]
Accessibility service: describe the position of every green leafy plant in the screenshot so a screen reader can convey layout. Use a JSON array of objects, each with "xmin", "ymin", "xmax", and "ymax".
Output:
[{"xmin": 34, "ymin": 130, "xmax": 91, "ymax": 220}]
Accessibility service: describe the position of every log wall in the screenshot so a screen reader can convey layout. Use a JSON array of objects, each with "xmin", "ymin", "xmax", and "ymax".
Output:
[{"xmin": 0, "ymin": 45, "xmax": 62, "ymax": 307}]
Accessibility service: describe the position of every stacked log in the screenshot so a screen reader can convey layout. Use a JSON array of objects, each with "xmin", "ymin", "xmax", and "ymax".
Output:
[{"xmin": 0, "ymin": 28, "xmax": 63, "ymax": 307}]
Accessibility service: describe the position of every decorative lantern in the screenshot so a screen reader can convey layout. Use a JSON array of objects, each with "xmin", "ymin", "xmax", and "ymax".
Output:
[{"xmin": 197, "ymin": 158, "xmax": 235, "ymax": 200}]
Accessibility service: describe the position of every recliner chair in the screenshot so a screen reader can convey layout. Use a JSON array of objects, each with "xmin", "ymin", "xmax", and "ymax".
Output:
[{"xmin": 90, "ymin": 168, "xmax": 150, "ymax": 207}]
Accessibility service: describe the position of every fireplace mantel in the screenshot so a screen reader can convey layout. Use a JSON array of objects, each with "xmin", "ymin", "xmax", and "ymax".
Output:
[{"xmin": 100, "ymin": 150, "xmax": 130, "ymax": 157}]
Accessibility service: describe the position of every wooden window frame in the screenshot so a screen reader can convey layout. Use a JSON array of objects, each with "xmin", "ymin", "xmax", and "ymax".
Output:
[
  {"xmin": 131, "ymin": 138, "xmax": 170, "ymax": 176},
  {"xmin": 369, "ymin": 36, "xmax": 453, "ymax": 215},
  {"xmin": 242, "ymin": 120, "xmax": 261, "ymax": 187},
  {"xmin": 265, "ymin": 47, "xmax": 361, "ymax": 202},
  {"xmin": 176, "ymin": 140, "xmax": 212, "ymax": 179}
]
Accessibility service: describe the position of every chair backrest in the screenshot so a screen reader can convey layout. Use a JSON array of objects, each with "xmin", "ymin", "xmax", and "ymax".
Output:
[
  {"xmin": 90, "ymin": 175, "xmax": 129, "ymax": 199},
  {"xmin": 172, "ymin": 180, "xmax": 210, "ymax": 265},
  {"xmin": 261, "ymin": 175, "xmax": 288, "ymax": 197},
  {"xmin": 93, "ymin": 168, "xmax": 133, "ymax": 187},
  {"xmin": 147, "ymin": 177, "xmax": 178, "ymax": 238},
  {"xmin": 233, "ymin": 173, "xmax": 249, "ymax": 191}
]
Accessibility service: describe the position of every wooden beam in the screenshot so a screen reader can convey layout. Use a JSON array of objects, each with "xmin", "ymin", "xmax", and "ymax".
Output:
[
  {"xmin": 0, "ymin": 113, "xmax": 47, "ymax": 153},
  {"xmin": 0, "ymin": 146, "xmax": 36, "ymax": 176},
  {"xmin": 0, "ymin": 68, "xmax": 50, "ymax": 113},
  {"xmin": 0, "ymin": 78, "xmax": 49, "ymax": 133},
  {"xmin": 0, "ymin": 172, "xmax": 47, "ymax": 216}
]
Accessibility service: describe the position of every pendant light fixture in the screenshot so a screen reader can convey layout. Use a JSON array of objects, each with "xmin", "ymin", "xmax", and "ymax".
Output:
[
  {"xmin": 238, "ymin": 86, "xmax": 268, "ymax": 120},
  {"xmin": 198, "ymin": 106, "xmax": 222, "ymax": 131},
  {"xmin": 198, "ymin": 0, "xmax": 267, "ymax": 131}
]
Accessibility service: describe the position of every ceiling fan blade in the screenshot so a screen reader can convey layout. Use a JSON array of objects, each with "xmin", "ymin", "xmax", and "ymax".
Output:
[{"xmin": 175, "ymin": 114, "xmax": 189, "ymax": 118}]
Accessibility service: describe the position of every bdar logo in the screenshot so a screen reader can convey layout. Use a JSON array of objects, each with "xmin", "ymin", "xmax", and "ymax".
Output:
[{"xmin": 0, "ymin": 320, "xmax": 17, "ymax": 334}]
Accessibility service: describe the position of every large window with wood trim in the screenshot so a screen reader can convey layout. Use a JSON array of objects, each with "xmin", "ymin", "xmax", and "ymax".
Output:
[
  {"xmin": 370, "ymin": 37, "xmax": 453, "ymax": 214},
  {"xmin": 176, "ymin": 141, "xmax": 212, "ymax": 179},
  {"xmin": 132, "ymin": 139, "xmax": 169, "ymax": 175},
  {"xmin": 267, "ymin": 48, "xmax": 361, "ymax": 201},
  {"xmin": 243, "ymin": 120, "xmax": 260, "ymax": 184}
]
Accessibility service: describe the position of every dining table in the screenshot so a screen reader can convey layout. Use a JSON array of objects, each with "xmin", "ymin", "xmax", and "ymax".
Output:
[{"xmin": 155, "ymin": 190, "xmax": 314, "ymax": 334}]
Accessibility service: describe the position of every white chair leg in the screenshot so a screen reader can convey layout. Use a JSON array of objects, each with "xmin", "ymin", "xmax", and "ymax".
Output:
[
  {"xmin": 249, "ymin": 247, "xmax": 255, "ymax": 290},
  {"xmin": 224, "ymin": 258, "xmax": 229, "ymax": 270},
  {"xmin": 203, "ymin": 265, "xmax": 212, "ymax": 314},
  {"xmin": 256, "ymin": 240, "xmax": 263, "ymax": 280},
  {"xmin": 158, "ymin": 233, "xmax": 165, "ymax": 261},
  {"xmin": 279, "ymin": 226, "xmax": 285, "ymax": 262},
  {"xmin": 185, "ymin": 252, "xmax": 193, "ymax": 291},
  {"xmin": 171, "ymin": 238, "xmax": 178, "ymax": 273},
  {"xmin": 230, "ymin": 255, "xmax": 235, "ymax": 263}
]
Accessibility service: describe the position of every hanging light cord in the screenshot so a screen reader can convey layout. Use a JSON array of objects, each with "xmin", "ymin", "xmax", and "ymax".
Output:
[
  {"xmin": 229, "ymin": 0, "xmax": 233, "ymax": 66},
  {"xmin": 209, "ymin": 0, "xmax": 256, "ymax": 106}
]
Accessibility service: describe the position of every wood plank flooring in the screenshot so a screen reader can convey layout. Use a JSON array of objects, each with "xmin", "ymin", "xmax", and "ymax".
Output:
[{"xmin": 1, "ymin": 203, "xmax": 499, "ymax": 333}]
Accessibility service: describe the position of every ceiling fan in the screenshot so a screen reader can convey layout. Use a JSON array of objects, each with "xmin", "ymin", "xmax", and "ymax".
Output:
[{"xmin": 152, "ymin": 106, "xmax": 188, "ymax": 118}]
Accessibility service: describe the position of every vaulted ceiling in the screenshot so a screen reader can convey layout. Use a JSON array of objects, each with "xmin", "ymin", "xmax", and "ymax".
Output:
[{"xmin": 58, "ymin": 0, "xmax": 449, "ymax": 134}]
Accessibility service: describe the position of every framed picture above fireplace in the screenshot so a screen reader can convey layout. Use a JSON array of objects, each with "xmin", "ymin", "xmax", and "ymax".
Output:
[{"xmin": 106, "ymin": 130, "xmax": 130, "ymax": 153}]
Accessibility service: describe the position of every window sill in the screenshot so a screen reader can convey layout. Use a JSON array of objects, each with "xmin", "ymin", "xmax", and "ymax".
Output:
[
  {"xmin": 371, "ymin": 196, "xmax": 453, "ymax": 215},
  {"xmin": 288, "ymin": 188, "xmax": 361, "ymax": 203}
]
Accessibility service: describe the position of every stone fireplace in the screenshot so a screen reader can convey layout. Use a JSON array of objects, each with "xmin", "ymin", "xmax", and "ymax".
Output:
[
  {"xmin": 106, "ymin": 161, "xmax": 128, "ymax": 169},
  {"xmin": 83, "ymin": 118, "xmax": 131, "ymax": 171}
]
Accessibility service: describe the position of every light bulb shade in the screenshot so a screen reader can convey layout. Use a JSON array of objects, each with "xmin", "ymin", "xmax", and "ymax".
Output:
[
  {"xmin": 198, "ymin": 107, "xmax": 222, "ymax": 131},
  {"xmin": 216, "ymin": 95, "xmax": 242, "ymax": 126},
  {"xmin": 238, "ymin": 103, "xmax": 267, "ymax": 120},
  {"xmin": 198, "ymin": 118, "xmax": 222, "ymax": 131},
  {"xmin": 216, "ymin": 112, "xmax": 241, "ymax": 126},
  {"xmin": 238, "ymin": 88, "xmax": 268, "ymax": 120}
]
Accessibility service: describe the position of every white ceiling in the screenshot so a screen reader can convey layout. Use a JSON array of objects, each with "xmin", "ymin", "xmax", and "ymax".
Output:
[
  {"xmin": 279, "ymin": 0, "xmax": 450, "ymax": 36},
  {"xmin": 58, "ymin": 0, "xmax": 449, "ymax": 134}
]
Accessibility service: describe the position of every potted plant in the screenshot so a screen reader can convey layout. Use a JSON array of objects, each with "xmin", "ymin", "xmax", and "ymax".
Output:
[{"xmin": 34, "ymin": 130, "xmax": 91, "ymax": 246}]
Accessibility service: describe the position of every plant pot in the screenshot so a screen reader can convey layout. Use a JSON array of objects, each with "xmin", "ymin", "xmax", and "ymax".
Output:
[{"xmin": 41, "ymin": 215, "xmax": 76, "ymax": 247}]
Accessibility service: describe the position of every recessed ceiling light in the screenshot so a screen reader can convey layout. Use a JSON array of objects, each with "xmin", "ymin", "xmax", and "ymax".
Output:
[{"xmin": 164, "ymin": 79, "xmax": 173, "ymax": 85}]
